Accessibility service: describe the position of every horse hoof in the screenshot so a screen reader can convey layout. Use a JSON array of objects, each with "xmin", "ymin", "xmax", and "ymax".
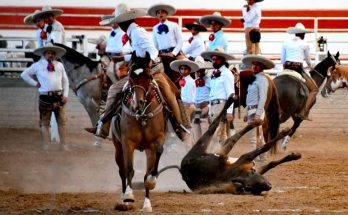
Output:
[
  {"xmin": 280, "ymin": 135, "xmax": 291, "ymax": 152},
  {"xmin": 114, "ymin": 202, "xmax": 135, "ymax": 211},
  {"xmin": 123, "ymin": 186, "xmax": 135, "ymax": 202},
  {"xmin": 145, "ymin": 175, "xmax": 157, "ymax": 190},
  {"xmin": 141, "ymin": 197, "xmax": 152, "ymax": 212}
]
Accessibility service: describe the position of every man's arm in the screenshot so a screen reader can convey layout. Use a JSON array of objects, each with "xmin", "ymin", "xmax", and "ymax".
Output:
[
  {"xmin": 20, "ymin": 64, "xmax": 39, "ymax": 87},
  {"xmin": 256, "ymin": 76, "xmax": 269, "ymax": 117},
  {"xmin": 171, "ymin": 23, "xmax": 183, "ymax": 56}
]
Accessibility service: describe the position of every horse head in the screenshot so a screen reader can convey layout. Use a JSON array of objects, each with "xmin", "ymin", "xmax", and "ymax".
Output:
[
  {"xmin": 321, "ymin": 65, "xmax": 348, "ymax": 97},
  {"xmin": 127, "ymin": 52, "xmax": 155, "ymax": 115},
  {"xmin": 311, "ymin": 51, "xmax": 340, "ymax": 89}
]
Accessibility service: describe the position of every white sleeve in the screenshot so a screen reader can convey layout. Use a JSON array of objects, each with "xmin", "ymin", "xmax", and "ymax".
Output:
[
  {"xmin": 59, "ymin": 63, "xmax": 69, "ymax": 97},
  {"xmin": 304, "ymin": 44, "xmax": 312, "ymax": 67},
  {"xmin": 182, "ymin": 39, "xmax": 199, "ymax": 56},
  {"xmin": 172, "ymin": 24, "xmax": 183, "ymax": 56},
  {"xmin": 20, "ymin": 64, "xmax": 38, "ymax": 87},
  {"xmin": 280, "ymin": 43, "xmax": 286, "ymax": 64},
  {"xmin": 224, "ymin": 71, "xmax": 235, "ymax": 114}
]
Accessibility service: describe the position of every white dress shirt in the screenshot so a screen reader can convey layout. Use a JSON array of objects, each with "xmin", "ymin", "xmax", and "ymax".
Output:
[
  {"xmin": 242, "ymin": 3, "xmax": 262, "ymax": 29},
  {"xmin": 45, "ymin": 21, "xmax": 66, "ymax": 45},
  {"xmin": 246, "ymin": 72, "xmax": 269, "ymax": 117},
  {"xmin": 209, "ymin": 65, "xmax": 235, "ymax": 113},
  {"xmin": 124, "ymin": 23, "xmax": 159, "ymax": 62},
  {"xmin": 182, "ymin": 34, "xmax": 205, "ymax": 59},
  {"xmin": 152, "ymin": 20, "xmax": 183, "ymax": 56},
  {"xmin": 195, "ymin": 76, "xmax": 210, "ymax": 104},
  {"xmin": 181, "ymin": 75, "xmax": 196, "ymax": 104},
  {"xmin": 20, "ymin": 58, "xmax": 69, "ymax": 97},
  {"xmin": 106, "ymin": 27, "xmax": 131, "ymax": 54},
  {"xmin": 281, "ymin": 36, "xmax": 312, "ymax": 67}
]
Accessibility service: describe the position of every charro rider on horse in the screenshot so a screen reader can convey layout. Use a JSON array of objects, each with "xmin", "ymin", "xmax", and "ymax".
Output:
[
  {"xmin": 281, "ymin": 23, "xmax": 318, "ymax": 121},
  {"xmin": 85, "ymin": 3, "xmax": 190, "ymax": 141}
]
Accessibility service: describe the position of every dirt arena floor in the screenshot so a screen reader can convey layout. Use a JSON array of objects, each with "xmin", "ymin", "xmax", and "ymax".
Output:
[{"xmin": 1, "ymin": 127, "xmax": 348, "ymax": 214}]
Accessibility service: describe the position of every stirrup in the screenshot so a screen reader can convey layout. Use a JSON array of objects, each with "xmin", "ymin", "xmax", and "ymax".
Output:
[{"xmin": 95, "ymin": 121, "xmax": 103, "ymax": 136}]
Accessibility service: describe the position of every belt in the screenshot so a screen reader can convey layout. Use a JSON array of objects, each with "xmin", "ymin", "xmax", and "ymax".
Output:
[
  {"xmin": 210, "ymin": 99, "xmax": 226, "ymax": 106},
  {"xmin": 107, "ymin": 52, "xmax": 122, "ymax": 58},
  {"xmin": 40, "ymin": 91, "xmax": 63, "ymax": 96},
  {"xmin": 195, "ymin": 101, "xmax": 209, "ymax": 109},
  {"xmin": 285, "ymin": 61, "xmax": 303, "ymax": 67},
  {"xmin": 247, "ymin": 105, "xmax": 258, "ymax": 110},
  {"xmin": 158, "ymin": 47, "xmax": 175, "ymax": 54}
]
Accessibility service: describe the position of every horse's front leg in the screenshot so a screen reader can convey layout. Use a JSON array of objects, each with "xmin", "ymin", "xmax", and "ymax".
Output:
[
  {"xmin": 142, "ymin": 142, "xmax": 164, "ymax": 212},
  {"xmin": 122, "ymin": 141, "xmax": 135, "ymax": 203}
]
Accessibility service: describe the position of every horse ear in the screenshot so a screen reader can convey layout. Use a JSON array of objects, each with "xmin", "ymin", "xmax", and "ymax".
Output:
[
  {"xmin": 327, "ymin": 50, "xmax": 331, "ymax": 57},
  {"xmin": 336, "ymin": 51, "xmax": 340, "ymax": 59},
  {"xmin": 145, "ymin": 52, "xmax": 151, "ymax": 61}
]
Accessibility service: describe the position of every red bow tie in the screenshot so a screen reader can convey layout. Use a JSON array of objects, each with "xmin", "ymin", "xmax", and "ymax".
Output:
[
  {"xmin": 212, "ymin": 69, "xmax": 221, "ymax": 79},
  {"xmin": 122, "ymin": 34, "xmax": 129, "ymax": 46},
  {"xmin": 179, "ymin": 78, "xmax": 186, "ymax": 87},
  {"xmin": 209, "ymin": 33, "xmax": 215, "ymax": 41},
  {"xmin": 195, "ymin": 78, "xmax": 205, "ymax": 87},
  {"xmin": 47, "ymin": 60, "xmax": 55, "ymax": 72},
  {"xmin": 188, "ymin": 37, "xmax": 194, "ymax": 44}
]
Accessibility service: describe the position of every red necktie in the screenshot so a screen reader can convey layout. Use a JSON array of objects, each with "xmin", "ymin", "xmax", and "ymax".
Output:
[
  {"xmin": 47, "ymin": 60, "xmax": 55, "ymax": 72},
  {"xmin": 122, "ymin": 34, "xmax": 129, "ymax": 46},
  {"xmin": 188, "ymin": 37, "xmax": 194, "ymax": 44},
  {"xmin": 179, "ymin": 78, "xmax": 186, "ymax": 87},
  {"xmin": 195, "ymin": 78, "xmax": 205, "ymax": 87},
  {"xmin": 212, "ymin": 69, "xmax": 221, "ymax": 79},
  {"xmin": 209, "ymin": 34, "xmax": 215, "ymax": 41},
  {"xmin": 40, "ymin": 29, "xmax": 47, "ymax": 40}
]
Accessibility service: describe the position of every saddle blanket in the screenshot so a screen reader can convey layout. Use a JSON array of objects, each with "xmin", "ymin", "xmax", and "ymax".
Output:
[{"xmin": 277, "ymin": 69, "xmax": 306, "ymax": 82}]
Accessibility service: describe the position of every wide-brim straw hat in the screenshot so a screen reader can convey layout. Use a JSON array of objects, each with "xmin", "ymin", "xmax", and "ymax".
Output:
[
  {"xmin": 147, "ymin": 3, "xmax": 176, "ymax": 17},
  {"xmin": 99, "ymin": 12, "xmax": 116, "ymax": 26},
  {"xmin": 201, "ymin": 48, "xmax": 235, "ymax": 61},
  {"xmin": 195, "ymin": 56, "xmax": 212, "ymax": 72},
  {"xmin": 199, "ymin": 12, "xmax": 231, "ymax": 27},
  {"xmin": 170, "ymin": 59, "xmax": 200, "ymax": 73},
  {"xmin": 32, "ymin": 6, "xmax": 63, "ymax": 20},
  {"xmin": 109, "ymin": 3, "xmax": 147, "ymax": 24},
  {"xmin": 287, "ymin": 22, "xmax": 313, "ymax": 34},
  {"xmin": 242, "ymin": 55, "xmax": 275, "ymax": 70},
  {"xmin": 33, "ymin": 42, "xmax": 66, "ymax": 58},
  {"xmin": 23, "ymin": 10, "xmax": 42, "ymax": 25},
  {"xmin": 88, "ymin": 35, "xmax": 107, "ymax": 45},
  {"xmin": 185, "ymin": 20, "xmax": 207, "ymax": 32}
]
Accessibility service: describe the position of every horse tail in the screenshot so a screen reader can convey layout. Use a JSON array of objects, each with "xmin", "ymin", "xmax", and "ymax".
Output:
[
  {"xmin": 267, "ymin": 81, "xmax": 281, "ymax": 154},
  {"xmin": 157, "ymin": 165, "xmax": 181, "ymax": 177}
]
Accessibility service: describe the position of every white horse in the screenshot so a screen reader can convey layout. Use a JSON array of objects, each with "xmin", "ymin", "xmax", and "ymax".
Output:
[{"xmin": 321, "ymin": 65, "xmax": 348, "ymax": 97}]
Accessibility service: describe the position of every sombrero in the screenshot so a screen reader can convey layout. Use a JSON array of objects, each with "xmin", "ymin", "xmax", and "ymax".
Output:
[
  {"xmin": 242, "ymin": 55, "xmax": 275, "ymax": 70},
  {"xmin": 170, "ymin": 59, "xmax": 200, "ymax": 73},
  {"xmin": 147, "ymin": 3, "xmax": 176, "ymax": 17},
  {"xmin": 32, "ymin": 6, "xmax": 63, "ymax": 20},
  {"xmin": 23, "ymin": 10, "xmax": 42, "ymax": 25},
  {"xmin": 201, "ymin": 47, "xmax": 235, "ymax": 61},
  {"xmin": 287, "ymin": 23, "xmax": 313, "ymax": 34},
  {"xmin": 185, "ymin": 20, "xmax": 207, "ymax": 32},
  {"xmin": 99, "ymin": 12, "xmax": 116, "ymax": 26},
  {"xmin": 195, "ymin": 56, "xmax": 212, "ymax": 71},
  {"xmin": 33, "ymin": 42, "xmax": 66, "ymax": 58},
  {"xmin": 88, "ymin": 35, "xmax": 107, "ymax": 45},
  {"xmin": 109, "ymin": 3, "xmax": 147, "ymax": 24},
  {"xmin": 199, "ymin": 12, "xmax": 231, "ymax": 27}
]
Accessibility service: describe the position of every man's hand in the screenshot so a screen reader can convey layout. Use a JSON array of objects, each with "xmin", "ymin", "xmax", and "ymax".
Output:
[
  {"xmin": 112, "ymin": 55, "xmax": 125, "ymax": 63},
  {"xmin": 226, "ymin": 113, "xmax": 234, "ymax": 122},
  {"xmin": 248, "ymin": 114, "xmax": 263, "ymax": 126},
  {"xmin": 36, "ymin": 83, "xmax": 41, "ymax": 88},
  {"xmin": 61, "ymin": 96, "xmax": 68, "ymax": 105}
]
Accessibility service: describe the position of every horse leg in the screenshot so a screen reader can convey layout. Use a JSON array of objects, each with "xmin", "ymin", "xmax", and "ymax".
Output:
[
  {"xmin": 280, "ymin": 117, "xmax": 302, "ymax": 152},
  {"xmin": 121, "ymin": 141, "xmax": 135, "ymax": 203},
  {"xmin": 142, "ymin": 143, "xmax": 164, "ymax": 212}
]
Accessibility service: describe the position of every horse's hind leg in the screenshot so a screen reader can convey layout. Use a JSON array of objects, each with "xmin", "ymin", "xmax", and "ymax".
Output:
[{"xmin": 280, "ymin": 117, "xmax": 302, "ymax": 152}]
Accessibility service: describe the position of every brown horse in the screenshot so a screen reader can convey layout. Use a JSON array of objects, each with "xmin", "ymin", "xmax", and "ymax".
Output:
[
  {"xmin": 111, "ymin": 52, "xmax": 166, "ymax": 212},
  {"xmin": 321, "ymin": 65, "xmax": 348, "ymax": 96}
]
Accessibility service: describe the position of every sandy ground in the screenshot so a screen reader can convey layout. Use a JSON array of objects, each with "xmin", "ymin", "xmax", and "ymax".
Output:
[{"xmin": 1, "ymin": 127, "xmax": 348, "ymax": 214}]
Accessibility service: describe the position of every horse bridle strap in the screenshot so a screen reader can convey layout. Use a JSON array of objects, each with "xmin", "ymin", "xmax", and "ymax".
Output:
[
  {"xmin": 122, "ymin": 103, "xmax": 163, "ymax": 121},
  {"xmin": 311, "ymin": 68, "xmax": 325, "ymax": 80},
  {"xmin": 72, "ymin": 74, "xmax": 101, "ymax": 95}
]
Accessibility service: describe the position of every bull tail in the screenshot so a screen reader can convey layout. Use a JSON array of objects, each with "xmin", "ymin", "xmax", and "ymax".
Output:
[{"xmin": 157, "ymin": 165, "xmax": 181, "ymax": 177}]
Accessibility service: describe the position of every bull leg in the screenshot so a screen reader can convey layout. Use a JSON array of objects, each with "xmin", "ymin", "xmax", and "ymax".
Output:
[
  {"xmin": 235, "ymin": 128, "xmax": 292, "ymax": 165},
  {"xmin": 219, "ymin": 125, "xmax": 254, "ymax": 156},
  {"xmin": 258, "ymin": 152, "xmax": 301, "ymax": 175},
  {"xmin": 185, "ymin": 96, "xmax": 234, "ymax": 158}
]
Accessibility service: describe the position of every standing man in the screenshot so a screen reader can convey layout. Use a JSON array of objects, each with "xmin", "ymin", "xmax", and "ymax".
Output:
[
  {"xmin": 33, "ymin": 6, "xmax": 65, "ymax": 44},
  {"xmin": 20, "ymin": 43, "xmax": 69, "ymax": 150},
  {"xmin": 241, "ymin": 54, "xmax": 275, "ymax": 163},
  {"xmin": 182, "ymin": 20, "xmax": 207, "ymax": 61},
  {"xmin": 23, "ymin": 10, "xmax": 46, "ymax": 48},
  {"xmin": 281, "ymin": 22, "xmax": 318, "ymax": 121},
  {"xmin": 170, "ymin": 59, "xmax": 199, "ymax": 149},
  {"xmin": 148, "ymin": 3, "xmax": 183, "ymax": 58},
  {"xmin": 241, "ymin": 0, "xmax": 262, "ymax": 54},
  {"xmin": 200, "ymin": 12, "xmax": 231, "ymax": 52},
  {"xmin": 85, "ymin": 3, "xmax": 190, "ymax": 141},
  {"xmin": 201, "ymin": 49, "xmax": 235, "ymax": 144}
]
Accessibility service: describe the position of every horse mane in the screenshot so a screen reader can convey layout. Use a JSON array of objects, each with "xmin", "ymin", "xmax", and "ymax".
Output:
[
  {"xmin": 54, "ymin": 43, "xmax": 99, "ymax": 71},
  {"xmin": 336, "ymin": 65, "xmax": 348, "ymax": 79}
]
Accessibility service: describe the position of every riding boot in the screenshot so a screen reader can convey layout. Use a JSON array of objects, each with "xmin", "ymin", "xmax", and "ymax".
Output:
[
  {"xmin": 40, "ymin": 126, "xmax": 50, "ymax": 150},
  {"xmin": 178, "ymin": 99, "xmax": 192, "ymax": 129},
  {"xmin": 299, "ymin": 73, "xmax": 319, "ymax": 120}
]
